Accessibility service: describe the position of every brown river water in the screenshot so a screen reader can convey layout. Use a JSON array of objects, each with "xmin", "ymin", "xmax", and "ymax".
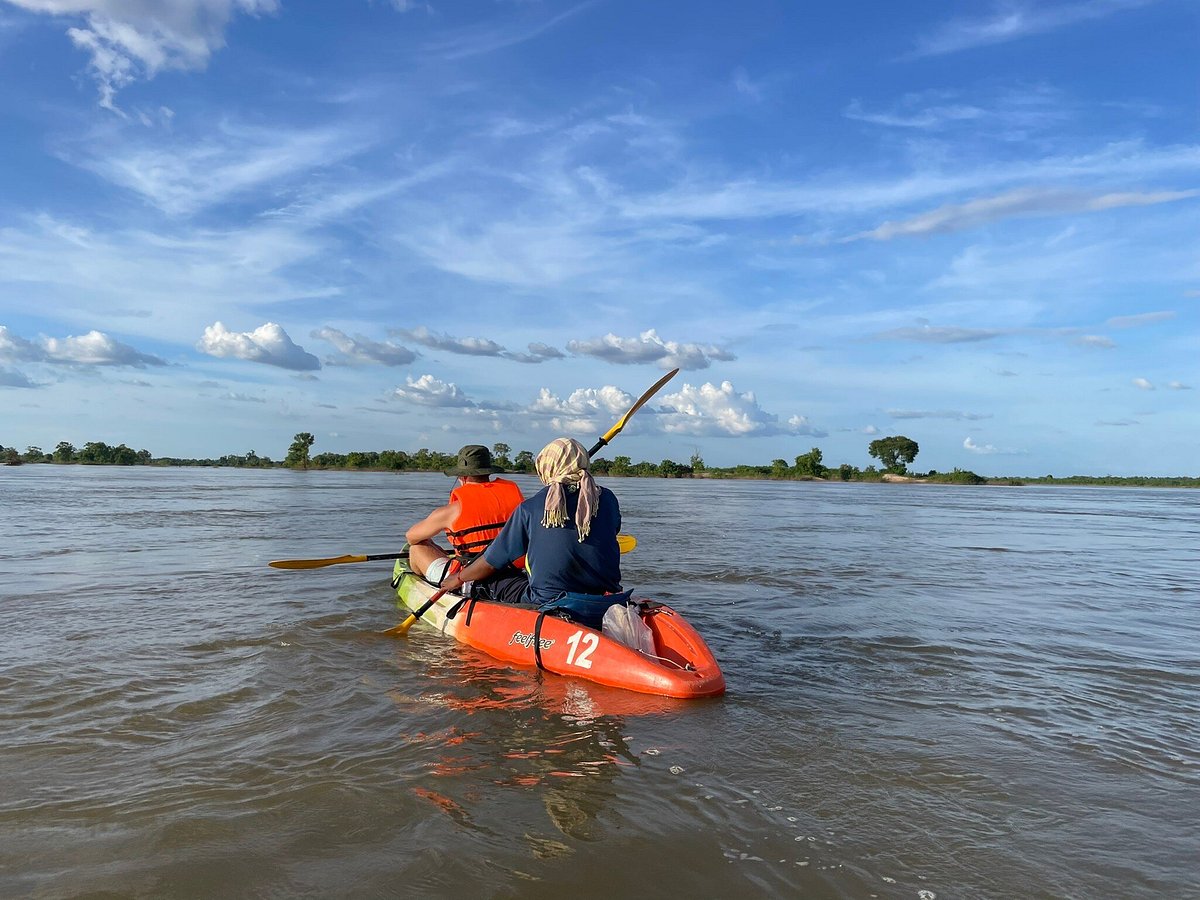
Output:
[{"xmin": 1, "ymin": 467, "xmax": 1198, "ymax": 898}]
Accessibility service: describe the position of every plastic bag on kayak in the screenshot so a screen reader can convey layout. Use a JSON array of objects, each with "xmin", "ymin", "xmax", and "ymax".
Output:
[{"xmin": 602, "ymin": 602, "xmax": 655, "ymax": 655}]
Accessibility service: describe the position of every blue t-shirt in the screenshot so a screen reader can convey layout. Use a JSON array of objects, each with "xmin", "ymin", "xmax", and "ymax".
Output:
[{"xmin": 483, "ymin": 485, "xmax": 622, "ymax": 605}]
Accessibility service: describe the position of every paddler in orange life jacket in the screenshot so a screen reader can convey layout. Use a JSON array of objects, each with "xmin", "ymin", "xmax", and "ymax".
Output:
[{"xmin": 404, "ymin": 444, "xmax": 528, "ymax": 602}]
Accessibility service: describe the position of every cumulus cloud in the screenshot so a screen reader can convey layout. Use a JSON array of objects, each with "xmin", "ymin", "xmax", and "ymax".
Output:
[
  {"xmin": 657, "ymin": 381, "xmax": 825, "ymax": 437},
  {"xmin": 0, "ymin": 326, "xmax": 43, "ymax": 362},
  {"xmin": 567, "ymin": 329, "xmax": 735, "ymax": 370},
  {"xmin": 529, "ymin": 384, "xmax": 636, "ymax": 433},
  {"xmin": 872, "ymin": 325, "xmax": 1006, "ymax": 343},
  {"xmin": 197, "ymin": 322, "xmax": 319, "ymax": 370},
  {"xmin": 392, "ymin": 374, "xmax": 474, "ymax": 407},
  {"xmin": 963, "ymin": 436, "xmax": 998, "ymax": 454},
  {"xmin": 43, "ymin": 330, "xmax": 167, "ymax": 366},
  {"xmin": 506, "ymin": 342, "xmax": 567, "ymax": 364},
  {"xmin": 0, "ymin": 324, "xmax": 165, "ymax": 367},
  {"xmin": 1132, "ymin": 377, "xmax": 1154, "ymax": 390},
  {"xmin": 849, "ymin": 188, "xmax": 1199, "ymax": 242},
  {"xmin": 312, "ymin": 326, "xmax": 417, "ymax": 366},
  {"xmin": 392, "ymin": 326, "xmax": 508, "ymax": 357},
  {"xmin": 10, "ymin": 0, "xmax": 280, "ymax": 111},
  {"xmin": 889, "ymin": 409, "xmax": 992, "ymax": 421}
]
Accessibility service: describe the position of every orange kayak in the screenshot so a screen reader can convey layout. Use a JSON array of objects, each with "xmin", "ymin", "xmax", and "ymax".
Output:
[{"xmin": 391, "ymin": 560, "xmax": 725, "ymax": 699}]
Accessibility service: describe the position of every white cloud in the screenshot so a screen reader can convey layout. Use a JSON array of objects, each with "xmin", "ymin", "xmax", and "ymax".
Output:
[
  {"xmin": 71, "ymin": 122, "xmax": 370, "ymax": 216},
  {"xmin": 1076, "ymin": 335, "xmax": 1116, "ymax": 348},
  {"xmin": 963, "ymin": 436, "xmax": 998, "ymax": 454},
  {"xmin": 0, "ymin": 324, "xmax": 165, "ymax": 367},
  {"xmin": 424, "ymin": 0, "xmax": 597, "ymax": 61},
  {"xmin": 1168, "ymin": 381, "xmax": 1192, "ymax": 390},
  {"xmin": 529, "ymin": 385, "xmax": 635, "ymax": 434},
  {"xmin": 657, "ymin": 381, "xmax": 824, "ymax": 437},
  {"xmin": 889, "ymin": 409, "xmax": 993, "ymax": 421},
  {"xmin": 910, "ymin": 1, "xmax": 1150, "ymax": 57},
  {"xmin": 1132, "ymin": 377, "xmax": 1154, "ymax": 390},
  {"xmin": 43, "ymin": 329, "xmax": 167, "ymax": 366},
  {"xmin": 312, "ymin": 327, "xmax": 417, "ymax": 366},
  {"xmin": 506, "ymin": 342, "xmax": 566, "ymax": 364},
  {"xmin": 872, "ymin": 325, "xmax": 1007, "ymax": 343},
  {"xmin": 0, "ymin": 325, "xmax": 43, "ymax": 362},
  {"xmin": 1104, "ymin": 310, "xmax": 1176, "ymax": 329},
  {"xmin": 10, "ymin": 0, "xmax": 280, "ymax": 110},
  {"xmin": 567, "ymin": 329, "xmax": 735, "ymax": 370},
  {"xmin": 392, "ymin": 374, "xmax": 473, "ymax": 407},
  {"xmin": 849, "ymin": 188, "xmax": 1198, "ymax": 242},
  {"xmin": 393, "ymin": 326, "xmax": 508, "ymax": 357},
  {"xmin": 197, "ymin": 322, "xmax": 319, "ymax": 370}
]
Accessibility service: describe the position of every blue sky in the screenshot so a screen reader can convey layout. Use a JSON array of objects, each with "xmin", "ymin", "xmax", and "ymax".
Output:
[{"xmin": 0, "ymin": 0, "xmax": 1196, "ymax": 475}]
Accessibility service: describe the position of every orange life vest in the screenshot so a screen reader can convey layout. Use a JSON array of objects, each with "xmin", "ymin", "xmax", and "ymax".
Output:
[{"xmin": 446, "ymin": 478, "xmax": 524, "ymax": 565}]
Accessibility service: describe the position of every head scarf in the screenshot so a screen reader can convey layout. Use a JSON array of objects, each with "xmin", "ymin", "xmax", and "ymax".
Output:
[{"xmin": 535, "ymin": 437, "xmax": 600, "ymax": 542}]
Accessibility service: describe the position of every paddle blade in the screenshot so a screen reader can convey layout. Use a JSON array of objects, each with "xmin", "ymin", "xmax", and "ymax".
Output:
[
  {"xmin": 269, "ymin": 554, "xmax": 367, "ymax": 569},
  {"xmin": 618, "ymin": 533, "xmax": 637, "ymax": 553},
  {"xmin": 379, "ymin": 613, "xmax": 418, "ymax": 637},
  {"xmin": 600, "ymin": 368, "xmax": 679, "ymax": 445}
]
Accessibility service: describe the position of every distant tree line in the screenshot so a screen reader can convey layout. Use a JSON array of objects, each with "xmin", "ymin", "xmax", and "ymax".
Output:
[{"xmin": 4, "ymin": 433, "xmax": 1197, "ymax": 486}]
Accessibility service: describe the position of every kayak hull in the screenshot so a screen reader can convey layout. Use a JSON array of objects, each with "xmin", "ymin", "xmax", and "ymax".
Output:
[{"xmin": 391, "ymin": 560, "xmax": 725, "ymax": 699}]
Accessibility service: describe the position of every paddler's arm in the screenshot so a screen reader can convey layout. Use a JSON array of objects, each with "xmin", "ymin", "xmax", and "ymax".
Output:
[
  {"xmin": 440, "ymin": 557, "xmax": 498, "ymax": 593},
  {"xmin": 405, "ymin": 501, "xmax": 460, "ymax": 545}
]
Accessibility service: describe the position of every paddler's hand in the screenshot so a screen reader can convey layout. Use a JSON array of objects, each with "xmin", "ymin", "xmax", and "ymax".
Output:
[{"xmin": 441, "ymin": 572, "xmax": 466, "ymax": 594}]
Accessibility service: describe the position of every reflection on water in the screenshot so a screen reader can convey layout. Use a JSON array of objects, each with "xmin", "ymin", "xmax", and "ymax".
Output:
[{"xmin": 2, "ymin": 467, "xmax": 1198, "ymax": 898}]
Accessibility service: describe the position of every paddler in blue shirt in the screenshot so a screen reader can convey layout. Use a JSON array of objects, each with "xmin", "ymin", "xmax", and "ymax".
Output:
[
  {"xmin": 404, "ymin": 444, "xmax": 527, "ymax": 602},
  {"xmin": 439, "ymin": 437, "xmax": 628, "ymax": 628}
]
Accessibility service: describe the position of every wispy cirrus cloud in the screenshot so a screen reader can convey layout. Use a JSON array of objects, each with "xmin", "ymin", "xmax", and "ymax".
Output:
[
  {"xmin": 197, "ymin": 322, "xmax": 319, "ymax": 371},
  {"xmin": 312, "ymin": 327, "xmax": 417, "ymax": 366},
  {"xmin": 1104, "ymin": 310, "xmax": 1176, "ymax": 329},
  {"xmin": 0, "ymin": 324, "xmax": 166, "ymax": 367},
  {"xmin": 8, "ymin": 0, "xmax": 280, "ymax": 111},
  {"xmin": 1076, "ymin": 335, "xmax": 1116, "ymax": 348},
  {"xmin": 68, "ymin": 121, "xmax": 373, "ymax": 216},
  {"xmin": 423, "ymin": 0, "xmax": 597, "ymax": 60},
  {"xmin": 567, "ymin": 330, "xmax": 735, "ymax": 370},
  {"xmin": 871, "ymin": 325, "xmax": 1008, "ymax": 343},
  {"xmin": 848, "ymin": 187, "xmax": 1199, "ymax": 242},
  {"xmin": 909, "ymin": 0, "xmax": 1151, "ymax": 58},
  {"xmin": 889, "ymin": 409, "xmax": 993, "ymax": 421}
]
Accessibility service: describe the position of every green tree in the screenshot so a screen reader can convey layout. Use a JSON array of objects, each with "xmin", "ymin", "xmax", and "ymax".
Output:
[
  {"xmin": 868, "ymin": 435, "xmax": 919, "ymax": 475},
  {"xmin": 689, "ymin": 451, "xmax": 706, "ymax": 472},
  {"xmin": 793, "ymin": 447, "xmax": 825, "ymax": 478},
  {"xmin": 658, "ymin": 458, "xmax": 691, "ymax": 478},
  {"xmin": 23, "ymin": 445, "xmax": 46, "ymax": 463},
  {"xmin": 285, "ymin": 432, "xmax": 316, "ymax": 469},
  {"xmin": 492, "ymin": 442, "xmax": 512, "ymax": 469},
  {"xmin": 3, "ymin": 447, "xmax": 20, "ymax": 465},
  {"xmin": 770, "ymin": 458, "xmax": 789, "ymax": 477},
  {"xmin": 53, "ymin": 441, "xmax": 76, "ymax": 463},
  {"xmin": 513, "ymin": 449, "xmax": 534, "ymax": 473},
  {"xmin": 610, "ymin": 455, "xmax": 632, "ymax": 476},
  {"xmin": 78, "ymin": 441, "xmax": 112, "ymax": 464}
]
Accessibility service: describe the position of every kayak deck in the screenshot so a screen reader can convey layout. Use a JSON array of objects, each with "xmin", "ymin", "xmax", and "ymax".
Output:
[{"xmin": 390, "ymin": 559, "xmax": 725, "ymax": 699}]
